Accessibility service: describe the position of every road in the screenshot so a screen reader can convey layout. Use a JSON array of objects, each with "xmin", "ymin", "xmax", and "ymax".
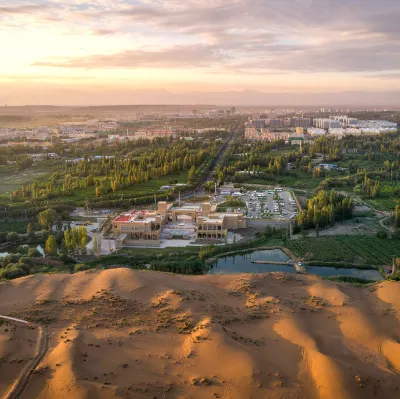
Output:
[
  {"xmin": 1, "ymin": 315, "xmax": 50, "ymax": 399},
  {"xmin": 196, "ymin": 119, "xmax": 243, "ymax": 191}
]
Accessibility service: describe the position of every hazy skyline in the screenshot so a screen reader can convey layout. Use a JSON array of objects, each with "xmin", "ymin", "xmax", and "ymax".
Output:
[{"xmin": 1, "ymin": 0, "xmax": 400, "ymax": 105}]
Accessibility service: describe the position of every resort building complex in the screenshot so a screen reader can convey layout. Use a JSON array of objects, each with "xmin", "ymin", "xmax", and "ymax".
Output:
[{"xmin": 112, "ymin": 201, "xmax": 246, "ymax": 247}]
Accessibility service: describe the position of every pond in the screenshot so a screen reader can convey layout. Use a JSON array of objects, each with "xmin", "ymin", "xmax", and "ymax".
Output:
[
  {"xmin": 306, "ymin": 266, "xmax": 384, "ymax": 281},
  {"xmin": 0, "ymin": 244, "xmax": 45, "ymax": 258},
  {"xmin": 209, "ymin": 249, "xmax": 384, "ymax": 281},
  {"xmin": 210, "ymin": 249, "xmax": 296, "ymax": 275}
]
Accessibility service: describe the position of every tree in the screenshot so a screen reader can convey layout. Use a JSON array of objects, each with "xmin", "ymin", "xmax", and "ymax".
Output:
[
  {"xmin": 27, "ymin": 223, "xmax": 33, "ymax": 235},
  {"xmin": 188, "ymin": 166, "xmax": 196, "ymax": 182},
  {"xmin": 64, "ymin": 230, "xmax": 72, "ymax": 252},
  {"xmin": 92, "ymin": 233, "xmax": 102, "ymax": 257},
  {"xmin": 6, "ymin": 232, "xmax": 19, "ymax": 244},
  {"xmin": 0, "ymin": 232, "xmax": 7, "ymax": 243},
  {"xmin": 95, "ymin": 186, "xmax": 103, "ymax": 197},
  {"xmin": 204, "ymin": 181, "xmax": 215, "ymax": 193},
  {"xmin": 38, "ymin": 208, "xmax": 58, "ymax": 231},
  {"xmin": 78, "ymin": 226, "xmax": 88, "ymax": 248},
  {"xmin": 394, "ymin": 205, "xmax": 400, "ymax": 227},
  {"xmin": 45, "ymin": 235, "xmax": 57, "ymax": 256},
  {"xmin": 27, "ymin": 247, "xmax": 41, "ymax": 257}
]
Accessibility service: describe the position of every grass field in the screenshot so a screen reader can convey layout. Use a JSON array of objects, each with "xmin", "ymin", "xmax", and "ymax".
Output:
[
  {"xmin": 338, "ymin": 154, "xmax": 399, "ymax": 171},
  {"xmin": 364, "ymin": 181, "xmax": 400, "ymax": 211},
  {"xmin": 65, "ymin": 170, "xmax": 189, "ymax": 203},
  {"xmin": 118, "ymin": 246, "xmax": 200, "ymax": 256},
  {"xmin": 0, "ymin": 160, "xmax": 61, "ymax": 199},
  {"xmin": 0, "ymin": 221, "xmax": 29, "ymax": 234},
  {"xmin": 0, "ymin": 164, "xmax": 189, "ymax": 205},
  {"xmin": 247, "ymin": 172, "xmax": 322, "ymax": 190},
  {"xmin": 287, "ymin": 236, "xmax": 400, "ymax": 266}
]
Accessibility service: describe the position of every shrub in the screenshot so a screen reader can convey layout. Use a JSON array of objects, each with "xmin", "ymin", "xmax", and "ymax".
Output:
[
  {"xmin": 0, "ymin": 264, "xmax": 29, "ymax": 280},
  {"xmin": 376, "ymin": 230, "xmax": 388, "ymax": 239},
  {"xmin": 27, "ymin": 248, "xmax": 42, "ymax": 257},
  {"xmin": 74, "ymin": 263, "xmax": 91, "ymax": 273},
  {"xmin": 391, "ymin": 231, "xmax": 400, "ymax": 239},
  {"xmin": 390, "ymin": 271, "xmax": 400, "ymax": 281},
  {"xmin": 324, "ymin": 276, "xmax": 374, "ymax": 285},
  {"xmin": 6, "ymin": 232, "xmax": 19, "ymax": 243}
]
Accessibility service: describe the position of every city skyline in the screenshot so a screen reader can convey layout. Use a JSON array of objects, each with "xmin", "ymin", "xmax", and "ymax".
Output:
[{"xmin": 1, "ymin": 0, "xmax": 400, "ymax": 105}]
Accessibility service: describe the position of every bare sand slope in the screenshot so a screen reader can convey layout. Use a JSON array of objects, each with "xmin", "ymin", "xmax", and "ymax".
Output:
[{"xmin": 0, "ymin": 269, "xmax": 399, "ymax": 399}]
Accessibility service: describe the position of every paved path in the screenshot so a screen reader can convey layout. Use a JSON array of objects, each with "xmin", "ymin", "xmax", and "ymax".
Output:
[
  {"xmin": 0, "ymin": 315, "xmax": 50, "ymax": 399},
  {"xmin": 196, "ymin": 120, "xmax": 243, "ymax": 192},
  {"xmin": 0, "ymin": 316, "xmax": 30, "ymax": 325},
  {"xmin": 379, "ymin": 216, "xmax": 394, "ymax": 233}
]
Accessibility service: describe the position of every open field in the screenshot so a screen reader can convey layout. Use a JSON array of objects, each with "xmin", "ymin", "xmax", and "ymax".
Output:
[
  {"xmin": 245, "ymin": 172, "xmax": 323, "ymax": 190},
  {"xmin": 60, "ymin": 170, "xmax": 189, "ymax": 204},
  {"xmin": 287, "ymin": 236, "xmax": 400, "ymax": 266},
  {"xmin": 0, "ymin": 269, "xmax": 399, "ymax": 399},
  {"xmin": 0, "ymin": 105, "xmax": 226, "ymax": 128},
  {"xmin": 364, "ymin": 181, "xmax": 400, "ymax": 211},
  {"xmin": 0, "ymin": 161, "xmax": 59, "ymax": 198},
  {"xmin": 0, "ymin": 165, "xmax": 188, "ymax": 205}
]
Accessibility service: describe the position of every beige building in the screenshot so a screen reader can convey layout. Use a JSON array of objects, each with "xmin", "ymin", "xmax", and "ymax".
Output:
[{"xmin": 112, "ymin": 201, "xmax": 246, "ymax": 246}]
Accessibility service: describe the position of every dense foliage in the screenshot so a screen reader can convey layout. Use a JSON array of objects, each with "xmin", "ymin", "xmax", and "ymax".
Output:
[{"xmin": 295, "ymin": 190, "xmax": 353, "ymax": 230}]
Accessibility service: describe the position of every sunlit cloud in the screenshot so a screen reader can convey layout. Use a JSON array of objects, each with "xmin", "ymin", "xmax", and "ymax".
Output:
[{"xmin": 1, "ymin": 0, "xmax": 400, "ymax": 104}]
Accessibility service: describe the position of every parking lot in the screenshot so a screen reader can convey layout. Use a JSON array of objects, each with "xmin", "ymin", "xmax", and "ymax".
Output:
[{"xmin": 215, "ymin": 187, "xmax": 299, "ymax": 220}]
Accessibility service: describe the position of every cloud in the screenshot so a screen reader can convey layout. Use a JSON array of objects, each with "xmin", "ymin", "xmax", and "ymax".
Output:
[
  {"xmin": 368, "ymin": 73, "xmax": 400, "ymax": 80},
  {"xmin": 0, "ymin": 5, "xmax": 49, "ymax": 15},
  {"xmin": 4, "ymin": 0, "xmax": 400, "ymax": 76},
  {"xmin": 31, "ymin": 44, "xmax": 231, "ymax": 69},
  {"xmin": 89, "ymin": 28, "xmax": 118, "ymax": 36}
]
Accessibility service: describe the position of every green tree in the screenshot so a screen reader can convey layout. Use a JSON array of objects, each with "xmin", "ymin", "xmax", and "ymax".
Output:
[
  {"xmin": 188, "ymin": 166, "xmax": 196, "ymax": 182},
  {"xmin": 45, "ymin": 235, "xmax": 57, "ymax": 256},
  {"xmin": 38, "ymin": 209, "xmax": 58, "ymax": 231},
  {"xmin": 27, "ymin": 223, "xmax": 33, "ymax": 235},
  {"xmin": 78, "ymin": 226, "xmax": 88, "ymax": 248},
  {"xmin": 6, "ymin": 232, "xmax": 19, "ymax": 244},
  {"xmin": 203, "ymin": 181, "xmax": 215, "ymax": 193},
  {"xmin": 64, "ymin": 230, "xmax": 72, "ymax": 251},
  {"xmin": 92, "ymin": 233, "xmax": 102, "ymax": 257},
  {"xmin": 394, "ymin": 205, "xmax": 400, "ymax": 227}
]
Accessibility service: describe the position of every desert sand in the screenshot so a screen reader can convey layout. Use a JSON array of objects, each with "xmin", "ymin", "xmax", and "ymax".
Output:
[{"xmin": 0, "ymin": 269, "xmax": 399, "ymax": 399}]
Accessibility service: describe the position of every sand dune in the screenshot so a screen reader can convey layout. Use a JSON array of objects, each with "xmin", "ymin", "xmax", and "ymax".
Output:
[{"xmin": 0, "ymin": 269, "xmax": 399, "ymax": 398}]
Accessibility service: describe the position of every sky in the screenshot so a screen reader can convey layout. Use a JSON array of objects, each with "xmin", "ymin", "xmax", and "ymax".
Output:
[{"xmin": 1, "ymin": 0, "xmax": 400, "ymax": 105}]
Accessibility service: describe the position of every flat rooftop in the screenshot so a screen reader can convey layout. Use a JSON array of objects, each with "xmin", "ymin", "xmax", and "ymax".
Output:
[
  {"xmin": 114, "ymin": 211, "xmax": 157, "ymax": 223},
  {"xmin": 172, "ymin": 204, "xmax": 202, "ymax": 211}
]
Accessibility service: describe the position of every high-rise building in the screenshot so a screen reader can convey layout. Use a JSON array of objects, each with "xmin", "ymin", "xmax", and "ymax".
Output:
[
  {"xmin": 314, "ymin": 118, "xmax": 341, "ymax": 129},
  {"xmin": 252, "ymin": 119, "xmax": 266, "ymax": 129},
  {"xmin": 290, "ymin": 117, "xmax": 311, "ymax": 128},
  {"xmin": 268, "ymin": 118, "xmax": 282, "ymax": 127}
]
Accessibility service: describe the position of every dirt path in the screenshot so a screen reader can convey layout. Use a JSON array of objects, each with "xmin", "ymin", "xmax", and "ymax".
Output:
[{"xmin": 0, "ymin": 316, "xmax": 49, "ymax": 399}]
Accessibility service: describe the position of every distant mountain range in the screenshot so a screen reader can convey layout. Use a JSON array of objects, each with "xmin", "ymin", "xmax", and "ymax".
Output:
[{"xmin": 1, "ymin": 87, "xmax": 399, "ymax": 107}]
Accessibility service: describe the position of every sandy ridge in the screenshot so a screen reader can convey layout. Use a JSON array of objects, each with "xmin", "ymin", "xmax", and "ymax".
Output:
[{"xmin": 0, "ymin": 269, "xmax": 399, "ymax": 399}]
